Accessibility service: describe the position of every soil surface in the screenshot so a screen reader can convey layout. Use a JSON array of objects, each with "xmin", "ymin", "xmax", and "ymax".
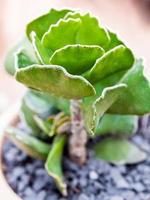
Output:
[{"xmin": 2, "ymin": 116, "xmax": 150, "ymax": 200}]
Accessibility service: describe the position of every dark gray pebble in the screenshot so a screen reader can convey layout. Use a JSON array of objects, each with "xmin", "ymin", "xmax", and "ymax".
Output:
[
  {"xmin": 37, "ymin": 190, "xmax": 47, "ymax": 200},
  {"xmin": 78, "ymin": 193, "xmax": 90, "ymax": 200},
  {"xmin": 33, "ymin": 177, "xmax": 47, "ymax": 191}
]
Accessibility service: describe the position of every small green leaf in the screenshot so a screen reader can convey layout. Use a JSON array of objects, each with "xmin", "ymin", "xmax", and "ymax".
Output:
[
  {"xmin": 26, "ymin": 9, "xmax": 73, "ymax": 40},
  {"xmin": 26, "ymin": 90, "xmax": 70, "ymax": 114},
  {"xmin": 45, "ymin": 135, "xmax": 67, "ymax": 196},
  {"xmin": 50, "ymin": 44, "xmax": 104, "ymax": 75},
  {"xmin": 7, "ymin": 127, "xmax": 50, "ymax": 160},
  {"xmin": 94, "ymin": 138, "xmax": 147, "ymax": 165},
  {"xmin": 96, "ymin": 114, "xmax": 138, "ymax": 136},
  {"xmin": 42, "ymin": 18, "xmax": 81, "ymax": 51},
  {"xmin": 5, "ymin": 38, "xmax": 37, "ymax": 75},
  {"xmin": 31, "ymin": 32, "xmax": 52, "ymax": 64},
  {"xmin": 34, "ymin": 115, "xmax": 54, "ymax": 135},
  {"xmin": 23, "ymin": 90, "xmax": 55, "ymax": 115},
  {"xmin": 83, "ymin": 83, "xmax": 127, "ymax": 134},
  {"xmin": 86, "ymin": 45, "xmax": 134, "ymax": 84},
  {"xmin": 16, "ymin": 65, "xmax": 96, "ymax": 99},
  {"xmin": 20, "ymin": 91, "xmax": 57, "ymax": 136},
  {"xmin": 65, "ymin": 12, "xmax": 110, "ymax": 48},
  {"xmin": 109, "ymin": 59, "xmax": 150, "ymax": 115},
  {"xmin": 20, "ymin": 99, "xmax": 40, "ymax": 134},
  {"xmin": 15, "ymin": 49, "xmax": 35, "ymax": 69}
]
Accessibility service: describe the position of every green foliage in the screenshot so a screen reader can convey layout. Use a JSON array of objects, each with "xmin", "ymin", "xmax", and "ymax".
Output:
[
  {"xmin": 94, "ymin": 138, "xmax": 147, "ymax": 165},
  {"xmin": 7, "ymin": 127, "xmax": 51, "ymax": 159},
  {"xmin": 4, "ymin": 38, "xmax": 38, "ymax": 75},
  {"xmin": 45, "ymin": 135, "xmax": 67, "ymax": 196},
  {"xmin": 26, "ymin": 9, "xmax": 72, "ymax": 40},
  {"xmin": 20, "ymin": 90, "xmax": 57, "ymax": 136},
  {"xmin": 50, "ymin": 44, "xmax": 104, "ymax": 75},
  {"xmin": 96, "ymin": 114, "xmax": 138, "ymax": 136},
  {"xmin": 16, "ymin": 65, "xmax": 95, "ymax": 99}
]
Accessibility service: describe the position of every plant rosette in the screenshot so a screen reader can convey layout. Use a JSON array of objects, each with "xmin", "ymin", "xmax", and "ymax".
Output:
[{"xmin": 2, "ymin": 8, "xmax": 150, "ymax": 200}]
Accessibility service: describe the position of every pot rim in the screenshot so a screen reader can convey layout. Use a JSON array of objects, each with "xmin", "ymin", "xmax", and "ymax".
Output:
[{"xmin": 0, "ymin": 113, "xmax": 22, "ymax": 200}]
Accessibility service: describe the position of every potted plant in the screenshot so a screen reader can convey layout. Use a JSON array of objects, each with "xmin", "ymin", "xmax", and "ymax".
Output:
[{"xmin": 1, "ymin": 8, "xmax": 150, "ymax": 200}]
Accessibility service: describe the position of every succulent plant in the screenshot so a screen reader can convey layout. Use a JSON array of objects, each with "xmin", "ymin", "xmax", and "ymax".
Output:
[{"xmin": 5, "ymin": 9, "xmax": 150, "ymax": 196}]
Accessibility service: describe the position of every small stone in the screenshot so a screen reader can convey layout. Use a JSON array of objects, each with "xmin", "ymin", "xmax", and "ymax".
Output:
[
  {"xmin": 45, "ymin": 194, "xmax": 58, "ymax": 200},
  {"xmin": 117, "ymin": 166, "xmax": 127, "ymax": 174},
  {"xmin": 131, "ymin": 182, "xmax": 145, "ymax": 192},
  {"xmin": 79, "ymin": 178, "xmax": 87, "ymax": 188},
  {"xmin": 110, "ymin": 196, "xmax": 124, "ymax": 200},
  {"xmin": 37, "ymin": 190, "xmax": 47, "ymax": 200},
  {"xmin": 13, "ymin": 167, "xmax": 25, "ymax": 178},
  {"xmin": 24, "ymin": 187, "xmax": 36, "ymax": 198},
  {"xmin": 111, "ymin": 169, "xmax": 130, "ymax": 189},
  {"xmin": 89, "ymin": 171, "xmax": 98, "ymax": 180},
  {"xmin": 35, "ymin": 168, "xmax": 47, "ymax": 176},
  {"xmin": 17, "ymin": 152, "xmax": 27, "ymax": 162},
  {"xmin": 26, "ymin": 164, "xmax": 34, "ymax": 174},
  {"xmin": 32, "ymin": 178, "xmax": 46, "ymax": 191},
  {"xmin": 93, "ymin": 181, "xmax": 105, "ymax": 190},
  {"xmin": 70, "ymin": 179, "xmax": 78, "ymax": 188},
  {"xmin": 78, "ymin": 193, "xmax": 90, "ymax": 200}
]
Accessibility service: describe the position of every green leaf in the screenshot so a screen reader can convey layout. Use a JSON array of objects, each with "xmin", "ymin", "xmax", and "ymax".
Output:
[
  {"xmin": 42, "ymin": 18, "xmax": 81, "ymax": 51},
  {"xmin": 26, "ymin": 9, "xmax": 73, "ymax": 40},
  {"xmin": 94, "ymin": 138, "xmax": 147, "ymax": 165},
  {"xmin": 20, "ymin": 99, "xmax": 40, "ymax": 134},
  {"xmin": 105, "ymin": 30, "xmax": 123, "ymax": 51},
  {"xmin": 45, "ymin": 135, "xmax": 67, "ymax": 196},
  {"xmin": 96, "ymin": 114, "xmax": 138, "ymax": 136},
  {"xmin": 5, "ymin": 38, "xmax": 37, "ymax": 75},
  {"xmin": 65, "ymin": 12, "xmax": 110, "ymax": 48},
  {"xmin": 20, "ymin": 91, "xmax": 57, "ymax": 136},
  {"xmin": 15, "ymin": 49, "xmax": 35, "ymax": 69},
  {"xmin": 83, "ymin": 83, "xmax": 127, "ymax": 134},
  {"xmin": 86, "ymin": 45, "xmax": 134, "ymax": 84},
  {"xmin": 50, "ymin": 44, "xmax": 104, "ymax": 75},
  {"xmin": 23, "ymin": 90, "xmax": 56, "ymax": 115},
  {"xmin": 109, "ymin": 59, "xmax": 150, "ymax": 115},
  {"xmin": 16, "ymin": 65, "xmax": 96, "ymax": 99},
  {"xmin": 34, "ymin": 115, "xmax": 54, "ymax": 136},
  {"xmin": 31, "ymin": 32, "xmax": 53, "ymax": 64},
  {"xmin": 7, "ymin": 127, "xmax": 50, "ymax": 160}
]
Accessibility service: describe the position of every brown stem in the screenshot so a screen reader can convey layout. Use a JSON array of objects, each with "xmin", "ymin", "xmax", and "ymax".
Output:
[{"xmin": 69, "ymin": 100, "xmax": 88, "ymax": 165}]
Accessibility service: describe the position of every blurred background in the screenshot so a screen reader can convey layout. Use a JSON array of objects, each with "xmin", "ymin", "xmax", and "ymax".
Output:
[{"xmin": 0, "ymin": 0, "xmax": 150, "ymax": 116}]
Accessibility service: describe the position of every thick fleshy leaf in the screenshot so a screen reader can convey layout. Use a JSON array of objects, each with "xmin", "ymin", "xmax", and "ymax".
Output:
[
  {"xmin": 7, "ymin": 127, "xmax": 50, "ymax": 160},
  {"xmin": 26, "ymin": 90, "xmax": 70, "ymax": 114},
  {"xmin": 15, "ymin": 49, "xmax": 35, "ymax": 69},
  {"xmin": 5, "ymin": 38, "xmax": 37, "ymax": 75},
  {"xmin": 83, "ymin": 84, "xmax": 127, "ymax": 134},
  {"xmin": 86, "ymin": 45, "xmax": 134, "ymax": 84},
  {"xmin": 105, "ymin": 30, "xmax": 123, "ymax": 51},
  {"xmin": 45, "ymin": 135, "xmax": 67, "ymax": 196},
  {"xmin": 50, "ymin": 44, "xmax": 104, "ymax": 75},
  {"xmin": 20, "ymin": 99, "xmax": 40, "ymax": 134},
  {"xmin": 94, "ymin": 138, "xmax": 147, "ymax": 165},
  {"xmin": 20, "ymin": 91, "xmax": 57, "ymax": 135},
  {"xmin": 65, "ymin": 12, "xmax": 110, "ymax": 48},
  {"xmin": 109, "ymin": 59, "xmax": 150, "ymax": 115},
  {"xmin": 16, "ymin": 65, "xmax": 96, "ymax": 99},
  {"xmin": 26, "ymin": 9, "xmax": 72, "ymax": 40},
  {"xmin": 34, "ymin": 115, "xmax": 54, "ymax": 135},
  {"xmin": 42, "ymin": 18, "xmax": 81, "ymax": 51},
  {"xmin": 95, "ymin": 114, "xmax": 138, "ymax": 136},
  {"xmin": 31, "ymin": 32, "xmax": 52, "ymax": 64}
]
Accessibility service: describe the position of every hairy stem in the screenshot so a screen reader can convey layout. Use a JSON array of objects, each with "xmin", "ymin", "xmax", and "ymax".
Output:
[{"xmin": 69, "ymin": 100, "xmax": 88, "ymax": 165}]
